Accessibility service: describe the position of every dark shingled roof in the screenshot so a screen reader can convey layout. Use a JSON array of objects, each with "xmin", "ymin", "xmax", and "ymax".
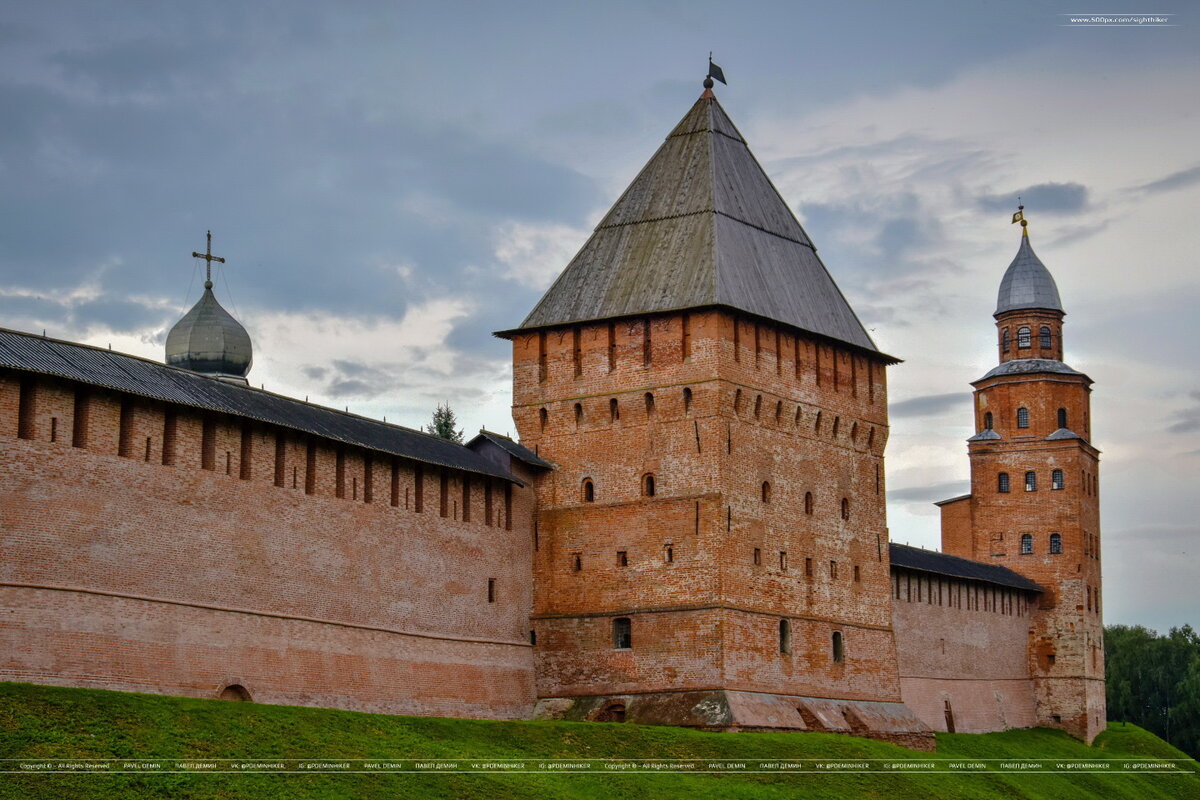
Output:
[
  {"xmin": 889, "ymin": 543, "xmax": 1044, "ymax": 592},
  {"xmin": 976, "ymin": 358, "xmax": 1088, "ymax": 383},
  {"xmin": 0, "ymin": 327, "xmax": 518, "ymax": 483},
  {"xmin": 502, "ymin": 93, "xmax": 891, "ymax": 361},
  {"xmin": 468, "ymin": 430, "xmax": 553, "ymax": 470},
  {"xmin": 995, "ymin": 234, "xmax": 1063, "ymax": 315}
]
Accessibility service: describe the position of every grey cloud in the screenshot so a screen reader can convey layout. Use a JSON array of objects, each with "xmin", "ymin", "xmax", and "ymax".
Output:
[
  {"xmin": 976, "ymin": 182, "xmax": 1089, "ymax": 214},
  {"xmin": 1131, "ymin": 165, "xmax": 1200, "ymax": 195},
  {"xmin": 889, "ymin": 392, "xmax": 968, "ymax": 418},
  {"xmin": 1167, "ymin": 391, "xmax": 1200, "ymax": 433},
  {"xmin": 887, "ymin": 480, "xmax": 970, "ymax": 504}
]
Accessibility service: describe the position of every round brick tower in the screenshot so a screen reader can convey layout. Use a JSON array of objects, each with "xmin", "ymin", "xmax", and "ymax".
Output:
[{"xmin": 940, "ymin": 213, "xmax": 1105, "ymax": 742}]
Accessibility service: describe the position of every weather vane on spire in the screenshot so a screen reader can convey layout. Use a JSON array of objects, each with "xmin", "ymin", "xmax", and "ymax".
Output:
[
  {"xmin": 1012, "ymin": 200, "xmax": 1029, "ymax": 237},
  {"xmin": 702, "ymin": 53, "xmax": 727, "ymax": 97},
  {"xmin": 191, "ymin": 230, "xmax": 226, "ymax": 288}
]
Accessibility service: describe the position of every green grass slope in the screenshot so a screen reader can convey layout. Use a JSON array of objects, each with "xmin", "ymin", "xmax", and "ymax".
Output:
[{"xmin": 1, "ymin": 682, "xmax": 1196, "ymax": 799}]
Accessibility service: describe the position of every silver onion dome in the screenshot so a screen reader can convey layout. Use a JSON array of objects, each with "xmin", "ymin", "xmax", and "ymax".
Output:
[
  {"xmin": 995, "ymin": 234, "xmax": 1063, "ymax": 315},
  {"xmin": 165, "ymin": 279, "xmax": 253, "ymax": 381}
]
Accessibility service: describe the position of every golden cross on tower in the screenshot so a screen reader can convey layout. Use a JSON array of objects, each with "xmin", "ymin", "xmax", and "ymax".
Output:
[{"xmin": 191, "ymin": 230, "xmax": 226, "ymax": 287}]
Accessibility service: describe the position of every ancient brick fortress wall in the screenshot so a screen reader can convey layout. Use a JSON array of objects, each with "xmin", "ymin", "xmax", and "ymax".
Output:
[
  {"xmin": 891, "ymin": 568, "xmax": 1038, "ymax": 733},
  {"xmin": 0, "ymin": 370, "xmax": 537, "ymax": 718},
  {"xmin": 510, "ymin": 308, "xmax": 909, "ymax": 719}
]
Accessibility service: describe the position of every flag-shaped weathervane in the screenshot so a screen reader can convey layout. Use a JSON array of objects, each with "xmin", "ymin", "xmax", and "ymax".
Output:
[{"xmin": 708, "ymin": 53, "xmax": 727, "ymax": 85}]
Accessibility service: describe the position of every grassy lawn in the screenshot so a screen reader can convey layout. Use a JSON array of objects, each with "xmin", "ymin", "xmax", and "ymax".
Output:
[{"xmin": 1, "ymin": 682, "xmax": 1196, "ymax": 799}]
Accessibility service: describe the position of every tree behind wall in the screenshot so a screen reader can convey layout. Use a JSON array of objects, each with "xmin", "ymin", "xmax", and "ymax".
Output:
[
  {"xmin": 425, "ymin": 403, "xmax": 464, "ymax": 444},
  {"xmin": 1105, "ymin": 624, "xmax": 1200, "ymax": 758}
]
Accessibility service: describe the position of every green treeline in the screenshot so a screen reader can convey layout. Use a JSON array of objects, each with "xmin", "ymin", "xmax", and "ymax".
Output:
[{"xmin": 1107, "ymin": 624, "xmax": 1200, "ymax": 759}]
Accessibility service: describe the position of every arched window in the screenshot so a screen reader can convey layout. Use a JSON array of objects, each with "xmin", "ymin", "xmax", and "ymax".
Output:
[
  {"xmin": 998, "ymin": 472, "xmax": 1010, "ymax": 493},
  {"xmin": 734, "ymin": 389, "xmax": 743, "ymax": 414},
  {"xmin": 1017, "ymin": 327, "xmax": 1032, "ymax": 348},
  {"xmin": 613, "ymin": 617, "xmax": 632, "ymax": 649},
  {"xmin": 1057, "ymin": 408, "xmax": 1067, "ymax": 429},
  {"xmin": 683, "ymin": 388, "xmax": 692, "ymax": 415},
  {"xmin": 610, "ymin": 398, "xmax": 619, "ymax": 422},
  {"xmin": 642, "ymin": 473, "xmax": 656, "ymax": 497},
  {"xmin": 582, "ymin": 478, "xmax": 595, "ymax": 503},
  {"xmin": 779, "ymin": 619, "xmax": 791, "ymax": 654},
  {"xmin": 539, "ymin": 407, "xmax": 548, "ymax": 431},
  {"xmin": 1002, "ymin": 328, "xmax": 1011, "ymax": 353},
  {"xmin": 804, "ymin": 492, "xmax": 814, "ymax": 515},
  {"xmin": 814, "ymin": 411, "xmax": 822, "ymax": 433},
  {"xmin": 644, "ymin": 392, "xmax": 655, "ymax": 416},
  {"xmin": 984, "ymin": 412, "xmax": 993, "ymax": 430},
  {"xmin": 775, "ymin": 400, "xmax": 783, "ymax": 424},
  {"xmin": 761, "ymin": 481, "xmax": 771, "ymax": 503},
  {"xmin": 1020, "ymin": 534, "xmax": 1033, "ymax": 554},
  {"xmin": 1017, "ymin": 407, "xmax": 1029, "ymax": 428},
  {"xmin": 832, "ymin": 631, "xmax": 845, "ymax": 663},
  {"xmin": 754, "ymin": 395, "xmax": 762, "ymax": 419},
  {"xmin": 1050, "ymin": 533, "xmax": 1063, "ymax": 554},
  {"xmin": 1025, "ymin": 471, "xmax": 1037, "ymax": 491},
  {"xmin": 840, "ymin": 498, "xmax": 850, "ymax": 521},
  {"xmin": 574, "ymin": 402, "xmax": 583, "ymax": 427},
  {"xmin": 1052, "ymin": 469, "xmax": 1064, "ymax": 490},
  {"xmin": 1040, "ymin": 326, "xmax": 1052, "ymax": 349}
]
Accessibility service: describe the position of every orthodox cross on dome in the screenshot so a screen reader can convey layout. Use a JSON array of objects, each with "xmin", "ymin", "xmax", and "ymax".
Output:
[
  {"xmin": 191, "ymin": 230, "xmax": 226, "ymax": 288},
  {"xmin": 1011, "ymin": 201, "xmax": 1029, "ymax": 237},
  {"xmin": 702, "ymin": 53, "xmax": 727, "ymax": 98}
]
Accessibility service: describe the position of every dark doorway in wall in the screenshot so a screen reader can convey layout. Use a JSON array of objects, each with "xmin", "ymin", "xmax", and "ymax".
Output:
[
  {"xmin": 595, "ymin": 702, "xmax": 626, "ymax": 722},
  {"xmin": 219, "ymin": 684, "xmax": 252, "ymax": 702},
  {"xmin": 943, "ymin": 699, "xmax": 956, "ymax": 733}
]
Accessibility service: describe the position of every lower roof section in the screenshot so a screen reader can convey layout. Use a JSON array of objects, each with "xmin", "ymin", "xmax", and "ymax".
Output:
[
  {"xmin": 889, "ymin": 542, "xmax": 1044, "ymax": 593},
  {"xmin": 0, "ymin": 327, "xmax": 518, "ymax": 484}
]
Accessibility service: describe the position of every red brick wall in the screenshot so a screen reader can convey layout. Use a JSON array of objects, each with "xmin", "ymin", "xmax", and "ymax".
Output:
[
  {"xmin": 891, "ymin": 569, "xmax": 1038, "ymax": 732},
  {"xmin": 0, "ymin": 371, "xmax": 536, "ymax": 718},
  {"xmin": 512, "ymin": 310, "xmax": 902, "ymax": 703}
]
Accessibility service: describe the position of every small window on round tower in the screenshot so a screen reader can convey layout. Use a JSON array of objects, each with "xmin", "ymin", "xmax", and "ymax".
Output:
[
  {"xmin": 761, "ymin": 481, "xmax": 771, "ymax": 503},
  {"xmin": 984, "ymin": 412, "xmax": 993, "ymax": 430},
  {"xmin": 841, "ymin": 498, "xmax": 850, "ymax": 521},
  {"xmin": 804, "ymin": 492, "xmax": 814, "ymax": 515},
  {"xmin": 582, "ymin": 478, "xmax": 595, "ymax": 503},
  {"xmin": 1017, "ymin": 407, "xmax": 1030, "ymax": 429},
  {"xmin": 1017, "ymin": 327, "xmax": 1032, "ymax": 348},
  {"xmin": 1040, "ymin": 326, "xmax": 1052, "ymax": 349},
  {"xmin": 1057, "ymin": 408, "xmax": 1067, "ymax": 429},
  {"xmin": 642, "ymin": 473, "xmax": 656, "ymax": 497}
]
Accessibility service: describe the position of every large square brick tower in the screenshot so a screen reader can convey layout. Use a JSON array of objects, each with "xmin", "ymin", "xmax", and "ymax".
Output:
[
  {"xmin": 938, "ymin": 210, "xmax": 1105, "ymax": 742},
  {"xmin": 498, "ymin": 83, "xmax": 929, "ymax": 742}
]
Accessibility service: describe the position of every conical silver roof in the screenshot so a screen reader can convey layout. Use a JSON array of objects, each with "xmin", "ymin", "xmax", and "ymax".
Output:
[
  {"xmin": 165, "ymin": 281, "xmax": 252, "ymax": 379},
  {"xmin": 995, "ymin": 235, "xmax": 1063, "ymax": 315},
  {"xmin": 507, "ymin": 91, "xmax": 882, "ymax": 356}
]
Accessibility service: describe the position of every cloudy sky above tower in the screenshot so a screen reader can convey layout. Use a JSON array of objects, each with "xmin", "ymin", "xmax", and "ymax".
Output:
[{"xmin": 1, "ymin": 2, "xmax": 1197, "ymax": 633}]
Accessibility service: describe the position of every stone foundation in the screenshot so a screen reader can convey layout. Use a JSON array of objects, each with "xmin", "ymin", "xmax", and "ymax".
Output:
[{"xmin": 533, "ymin": 690, "xmax": 935, "ymax": 750}]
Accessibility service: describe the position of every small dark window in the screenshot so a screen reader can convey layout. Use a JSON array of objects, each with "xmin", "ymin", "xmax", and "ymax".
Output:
[
  {"xmin": 840, "ymin": 498, "xmax": 850, "ymax": 521},
  {"xmin": 487, "ymin": 578, "xmax": 496, "ymax": 603},
  {"xmin": 775, "ymin": 401, "xmax": 783, "ymax": 424},
  {"xmin": 830, "ymin": 560, "xmax": 838, "ymax": 579},
  {"xmin": 530, "ymin": 630, "xmax": 537, "ymax": 645},
  {"xmin": 582, "ymin": 479, "xmax": 595, "ymax": 503},
  {"xmin": 617, "ymin": 550, "xmax": 628, "ymax": 567},
  {"xmin": 610, "ymin": 398, "xmax": 619, "ymax": 422},
  {"xmin": 814, "ymin": 411, "xmax": 822, "ymax": 433},
  {"xmin": 853, "ymin": 565, "xmax": 861, "ymax": 583},
  {"xmin": 1040, "ymin": 326, "xmax": 1052, "ymax": 349},
  {"xmin": 1052, "ymin": 469, "xmax": 1064, "ymax": 490},
  {"xmin": 804, "ymin": 492, "xmax": 814, "ymax": 515},
  {"xmin": 643, "ymin": 473, "xmax": 656, "ymax": 496},
  {"xmin": 1017, "ymin": 327, "xmax": 1031, "ymax": 348},
  {"xmin": 574, "ymin": 403, "xmax": 583, "ymax": 427},
  {"xmin": 753, "ymin": 548, "xmax": 761, "ymax": 565},
  {"xmin": 761, "ymin": 481, "xmax": 771, "ymax": 503},
  {"xmin": 998, "ymin": 472, "xmax": 1010, "ymax": 493},
  {"xmin": 683, "ymin": 388, "xmax": 692, "ymax": 415},
  {"xmin": 1017, "ymin": 407, "xmax": 1029, "ymax": 428},
  {"xmin": 734, "ymin": 388, "xmax": 743, "ymax": 414},
  {"xmin": 984, "ymin": 411, "xmax": 993, "ymax": 430},
  {"xmin": 832, "ymin": 416, "xmax": 840, "ymax": 437},
  {"xmin": 1025, "ymin": 471, "xmax": 1037, "ymax": 491},
  {"xmin": 613, "ymin": 617, "xmax": 632, "ymax": 649},
  {"xmin": 779, "ymin": 619, "xmax": 791, "ymax": 654},
  {"xmin": 754, "ymin": 395, "xmax": 762, "ymax": 419},
  {"xmin": 539, "ymin": 407, "xmax": 548, "ymax": 431},
  {"xmin": 779, "ymin": 551, "xmax": 788, "ymax": 570},
  {"xmin": 1021, "ymin": 534, "xmax": 1033, "ymax": 555},
  {"xmin": 665, "ymin": 546, "xmax": 674, "ymax": 563},
  {"xmin": 573, "ymin": 554, "xmax": 582, "ymax": 572},
  {"xmin": 1002, "ymin": 328, "xmax": 1011, "ymax": 353},
  {"xmin": 832, "ymin": 631, "xmax": 844, "ymax": 663},
  {"xmin": 1050, "ymin": 533, "xmax": 1063, "ymax": 554},
  {"xmin": 644, "ymin": 392, "xmax": 655, "ymax": 416},
  {"xmin": 1057, "ymin": 408, "xmax": 1067, "ymax": 429}
]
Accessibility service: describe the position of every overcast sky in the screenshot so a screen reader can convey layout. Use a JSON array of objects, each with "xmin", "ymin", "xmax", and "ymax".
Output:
[{"xmin": 2, "ymin": 2, "xmax": 1196, "ymax": 634}]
